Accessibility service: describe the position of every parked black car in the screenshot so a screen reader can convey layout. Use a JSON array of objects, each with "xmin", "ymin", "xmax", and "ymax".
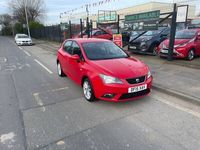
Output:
[
  {"xmin": 128, "ymin": 27, "xmax": 170, "ymax": 55},
  {"xmin": 129, "ymin": 31, "xmax": 146, "ymax": 42}
]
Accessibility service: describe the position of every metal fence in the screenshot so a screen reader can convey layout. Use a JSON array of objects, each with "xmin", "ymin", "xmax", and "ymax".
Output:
[{"xmin": 30, "ymin": 25, "xmax": 64, "ymax": 42}]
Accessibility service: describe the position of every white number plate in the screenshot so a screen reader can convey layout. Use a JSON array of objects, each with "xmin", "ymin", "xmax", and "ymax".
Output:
[
  {"xmin": 130, "ymin": 46, "xmax": 136, "ymax": 49},
  {"xmin": 161, "ymin": 49, "xmax": 168, "ymax": 54},
  {"xmin": 128, "ymin": 84, "xmax": 147, "ymax": 93}
]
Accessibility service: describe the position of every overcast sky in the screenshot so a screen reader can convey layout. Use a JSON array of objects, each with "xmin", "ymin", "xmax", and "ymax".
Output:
[{"xmin": 0, "ymin": 0, "xmax": 199, "ymax": 25}]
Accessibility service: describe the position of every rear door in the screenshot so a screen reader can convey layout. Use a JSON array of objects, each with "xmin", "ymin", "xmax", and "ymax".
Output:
[{"xmin": 60, "ymin": 41, "xmax": 73, "ymax": 75}]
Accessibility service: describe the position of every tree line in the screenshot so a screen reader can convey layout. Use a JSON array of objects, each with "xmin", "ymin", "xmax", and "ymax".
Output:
[{"xmin": 0, "ymin": 0, "xmax": 45, "ymax": 35}]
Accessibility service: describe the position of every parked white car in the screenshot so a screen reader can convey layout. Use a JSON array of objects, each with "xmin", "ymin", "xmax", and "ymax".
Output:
[{"xmin": 15, "ymin": 34, "xmax": 32, "ymax": 46}]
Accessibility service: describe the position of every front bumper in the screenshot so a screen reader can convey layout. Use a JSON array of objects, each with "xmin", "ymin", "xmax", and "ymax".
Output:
[
  {"xmin": 93, "ymin": 76, "xmax": 153, "ymax": 102},
  {"xmin": 128, "ymin": 43, "xmax": 151, "ymax": 54},
  {"xmin": 16, "ymin": 41, "xmax": 32, "ymax": 46},
  {"xmin": 159, "ymin": 48, "xmax": 187, "ymax": 58}
]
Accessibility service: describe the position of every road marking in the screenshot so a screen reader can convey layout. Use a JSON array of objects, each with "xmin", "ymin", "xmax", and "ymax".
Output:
[
  {"xmin": 18, "ymin": 46, "xmax": 22, "ymax": 50},
  {"xmin": 0, "ymin": 132, "xmax": 15, "ymax": 144},
  {"xmin": 23, "ymin": 50, "xmax": 31, "ymax": 56},
  {"xmin": 51, "ymin": 87, "xmax": 69, "ymax": 92},
  {"xmin": 33, "ymin": 93, "xmax": 46, "ymax": 112},
  {"xmin": 156, "ymin": 97, "xmax": 200, "ymax": 119},
  {"xmin": 34, "ymin": 59, "xmax": 53, "ymax": 74},
  {"xmin": 56, "ymin": 140, "xmax": 65, "ymax": 145}
]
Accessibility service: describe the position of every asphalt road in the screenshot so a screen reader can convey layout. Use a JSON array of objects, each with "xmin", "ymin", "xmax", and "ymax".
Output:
[{"xmin": 0, "ymin": 36, "xmax": 200, "ymax": 150}]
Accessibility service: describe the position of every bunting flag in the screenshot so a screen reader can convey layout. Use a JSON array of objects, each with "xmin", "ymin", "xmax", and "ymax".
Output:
[{"xmin": 60, "ymin": 0, "xmax": 120, "ymax": 18}]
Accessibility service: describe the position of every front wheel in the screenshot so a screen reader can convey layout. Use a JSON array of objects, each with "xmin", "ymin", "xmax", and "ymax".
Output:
[
  {"xmin": 83, "ymin": 78, "xmax": 95, "ymax": 102},
  {"xmin": 151, "ymin": 44, "xmax": 158, "ymax": 56},
  {"xmin": 187, "ymin": 49, "xmax": 195, "ymax": 61}
]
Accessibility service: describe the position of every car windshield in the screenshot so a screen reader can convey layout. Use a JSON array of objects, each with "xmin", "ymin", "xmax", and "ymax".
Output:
[
  {"xmin": 191, "ymin": 19, "xmax": 200, "ymax": 25},
  {"xmin": 82, "ymin": 42, "xmax": 128, "ymax": 60},
  {"xmin": 131, "ymin": 31, "xmax": 139, "ymax": 36},
  {"xmin": 143, "ymin": 30, "xmax": 160, "ymax": 36},
  {"xmin": 175, "ymin": 30, "xmax": 196, "ymax": 39},
  {"xmin": 18, "ymin": 35, "xmax": 29, "ymax": 38}
]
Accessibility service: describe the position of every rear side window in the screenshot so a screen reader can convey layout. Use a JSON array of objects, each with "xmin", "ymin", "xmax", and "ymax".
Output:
[{"xmin": 63, "ymin": 41, "xmax": 73, "ymax": 54}]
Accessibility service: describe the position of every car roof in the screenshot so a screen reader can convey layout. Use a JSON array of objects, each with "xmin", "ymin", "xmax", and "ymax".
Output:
[
  {"xmin": 180, "ymin": 28, "xmax": 200, "ymax": 32},
  {"xmin": 16, "ymin": 34, "xmax": 27, "ymax": 36},
  {"xmin": 67, "ymin": 38, "xmax": 111, "ymax": 44}
]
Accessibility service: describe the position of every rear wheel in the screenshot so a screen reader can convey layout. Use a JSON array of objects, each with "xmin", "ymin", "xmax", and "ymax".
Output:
[
  {"xmin": 83, "ymin": 78, "xmax": 95, "ymax": 102},
  {"xmin": 57, "ymin": 61, "xmax": 65, "ymax": 77},
  {"xmin": 187, "ymin": 49, "xmax": 195, "ymax": 61}
]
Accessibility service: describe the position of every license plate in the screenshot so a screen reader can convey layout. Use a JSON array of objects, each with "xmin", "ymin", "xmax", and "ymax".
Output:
[
  {"xmin": 161, "ymin": 49, "xmax": 168, "ymax": 54},
  {"xmin": 130, "ymin": 46, "xmax": 136, "ymax": 49},
  {"xmin": 128, "ymin": 84, "xmax": 147, "ymax": 93}
]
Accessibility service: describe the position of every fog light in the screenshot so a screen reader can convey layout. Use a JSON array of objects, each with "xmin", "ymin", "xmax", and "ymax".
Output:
[{"xmin": 103, "ymin": 94, "xmax": 115, "ymax": 98}]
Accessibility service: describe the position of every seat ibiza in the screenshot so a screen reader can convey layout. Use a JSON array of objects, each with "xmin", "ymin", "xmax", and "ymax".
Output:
[{"xmin": 57, "ymin": 38, "xmax": 153, "ymax": 102}]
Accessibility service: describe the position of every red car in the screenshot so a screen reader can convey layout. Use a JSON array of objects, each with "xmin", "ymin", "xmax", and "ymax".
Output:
[
  {"xmin": 57, "ymin": 38, "xmax": 153, "ymax": 102},
  {"xmin": 83, "ymin": 29, "xmax": 113, "ymax": 40},
  {"xmin": 158, "ymin": 29, "xmax": 200, "ymax": 60}
]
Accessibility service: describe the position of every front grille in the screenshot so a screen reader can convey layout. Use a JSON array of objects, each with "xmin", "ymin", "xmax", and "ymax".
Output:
[
  {"xmin": 119, "ymin": 89, "xmax": 150, "ymax": 100},
  {"xmin": 131, "ymin": 42, "xmax": 141, "ymax": 46},
  {"xmin": 126, "ymin": 76, "xmax": 146, "ymax": 84}
]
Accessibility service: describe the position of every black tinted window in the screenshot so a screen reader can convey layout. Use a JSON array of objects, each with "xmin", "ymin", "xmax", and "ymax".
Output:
[
  {"xmin": 82, "ymin": 42, "xmax": 128, "ymax": 60},
  {"xmin": 63, "ymin": 41, "xmax": 72, "ymax": 54},
  {"xmin": 94, "ymin": 31, "xmax": 101, "ymax": 36},
  {"xmin": 175, "ymin": 30, "xmax": 196, "ymax": 39}
]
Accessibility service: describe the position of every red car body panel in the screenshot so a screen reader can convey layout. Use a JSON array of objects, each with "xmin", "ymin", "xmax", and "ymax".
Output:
[
  {"xmin": 57, "ymin": 38, "xmax": 152, "ymax": 102},
  {"xmin": 158, "ymin": 29, "xmax": 200, "ymax": 58},
  {"xmin": 83, "ymin": 29, "xmax": 113, "ymax": 40}
]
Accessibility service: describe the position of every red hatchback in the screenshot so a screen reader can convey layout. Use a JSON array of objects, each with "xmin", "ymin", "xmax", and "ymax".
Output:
[
  {"xmin": 57, "ymin": 38, "xmax": 153, "ymax": 102},
  {"xmin": 83, "ymin": 29, "xmax": 113, "ymax": 40},
  {"xmin": 158, "ymin": 29, "xmax": 200, "ymax": 60}
]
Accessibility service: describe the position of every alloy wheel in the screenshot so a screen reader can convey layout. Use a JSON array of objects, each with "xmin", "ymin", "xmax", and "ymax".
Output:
[{"xmin": 83, "ymin": 81, "xmax": 92, "ymax": 100}]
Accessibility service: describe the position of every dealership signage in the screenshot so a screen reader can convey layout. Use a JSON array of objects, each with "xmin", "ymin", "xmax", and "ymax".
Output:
[
  {"xmin": 176, "ymin": 5, "xmax": 188, "ymax": 23},
  {"xmin": 113, "ymin": 34, "xmax": 123, "ymax": 48},
  {"xmin": 125, "ymin": 10, "xmax": 160, "ymax": 31},
  {"xmin": 98, "ymin": 10, "xmax": 117, "ymax": 23}
]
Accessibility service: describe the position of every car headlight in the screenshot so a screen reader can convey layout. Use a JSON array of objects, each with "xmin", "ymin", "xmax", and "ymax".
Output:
[
  {"xmin": 162, "ymin": 44, "xmax": 167, "ymax": 49},
  {"xmin": 147, "ymin": 70, "xmax": 152, "ymax": 79},
  {"xmin": 175, "ymin": 43, "xmax": 187, "ymax": 48},
  {"xmin": 100, "ymin": 74, "xmax": 123, "ymax": 84}
]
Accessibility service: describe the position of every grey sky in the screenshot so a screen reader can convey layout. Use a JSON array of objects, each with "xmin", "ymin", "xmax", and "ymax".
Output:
[{"xmin": 0, "ymin": 0, "xmax": 199, "ymax": 25}]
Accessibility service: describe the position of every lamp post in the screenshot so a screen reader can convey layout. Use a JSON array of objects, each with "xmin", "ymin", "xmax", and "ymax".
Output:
[{"xmin": 24, "ymin": 0, "xmax": 30, "ymax": 37}]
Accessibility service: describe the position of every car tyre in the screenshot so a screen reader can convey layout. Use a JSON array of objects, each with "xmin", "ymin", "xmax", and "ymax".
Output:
[
  {"xmin": 151, "ymin": 44, "xmax": 159, "ymax": 56},
  {"xmin": 187, "ymin": 49, "xmax": 195, "ymax": 61},
  {"xmin": 57, "ymin": 61, "xmax": 65, "ymax": 77},
  {"xmin": 83, "ymin": 78, "xmax": 95, "ymax": 102}
]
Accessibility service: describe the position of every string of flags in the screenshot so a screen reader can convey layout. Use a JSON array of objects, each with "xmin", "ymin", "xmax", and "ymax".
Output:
[{"xmin": 60, "ymin": 0, "xmax": 119, "ymax": 18}]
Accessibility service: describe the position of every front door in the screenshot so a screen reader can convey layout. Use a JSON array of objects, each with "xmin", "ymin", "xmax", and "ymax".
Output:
[{"xmin": 68, "ymin": 41, "xmax": 84, "ymax": 84}]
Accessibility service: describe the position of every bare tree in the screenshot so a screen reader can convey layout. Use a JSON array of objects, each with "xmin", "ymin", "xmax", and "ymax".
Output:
[
  {"xmin": 0, "ymin": 14, "xmax": 12, "ymax": 26},
  {"xmin": 9, "ymin": 0, "xmax": 45, "ymax": 23}
]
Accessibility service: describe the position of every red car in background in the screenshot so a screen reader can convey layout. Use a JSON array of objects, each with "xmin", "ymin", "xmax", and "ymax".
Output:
[
  {"xmin": 57, "ymin": 38, "xmax": 152, "ymax": 102},
  {"xmin": 83, "ymin": 29, "xmax": 113, "ymax": 40},
  {"xmin": 158, "ymin": 29, "xmax": 200, "ymax": 60}
]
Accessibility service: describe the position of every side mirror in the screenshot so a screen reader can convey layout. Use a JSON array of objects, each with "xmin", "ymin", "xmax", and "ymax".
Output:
[{"xmin": 71, "ymin": 54, "xmax": 80, "ymax": 61}]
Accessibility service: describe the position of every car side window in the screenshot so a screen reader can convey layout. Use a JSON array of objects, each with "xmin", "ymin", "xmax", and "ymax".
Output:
[
  {"xmin": 63, "ymin": 41, "xmax": 73, "ymax": 55},
  {"xmin": 101, "ymin": 30, "xmax": 107, "ymax": 35},
  {"xmin": 72, "ymin": 42, "xmax": 84, "ymax": 60},
  {"xmin": 94, "ymin": 31, "xmax": 101, "ymax": 36}
]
